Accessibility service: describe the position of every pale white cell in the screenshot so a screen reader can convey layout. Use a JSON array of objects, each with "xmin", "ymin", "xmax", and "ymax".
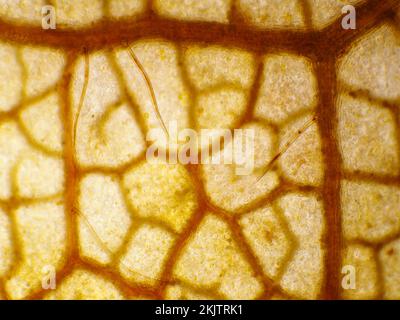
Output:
[
  {"xmin": 339, "ymin": 24, "xmax": 400, "ymax": 101},
  {"xmin": 278, "ymin": 114, "xmax": 324, "ymax": 186},
  {"xmin": 254, "ymin": 54, "xmax": 317, "ymax": 124},
  {"xmin": 21, "ymin": 47, "xmax": 65, "ymax": 98},
  {"xmin": 337, "ymin": 94, "xmax": 399, "ymax": 176},
  {"xmin": 78, "ymin": 174, "xmax": 132, "ymax": 265},
  {"xmin": 153, "ymin": 0, "xmax": 232, "ymax": 23},
  {"xmin": 114, "ymin": 41, "xmax": 190, "ymax": 153},
  {"xmin": 0, "ymin": 0, "xmax": 45, "ymax": 25},
  {"xmin": 72, "ymin": 52, "xmax": 144, "ymax": 168},
  {"xmin": 201, "ymin": 122, "xmax": 279, "ymax": 212},
  {"xmin": 236, "ymin": 0, "xmax": 305, "ymax": 29},
  {"xmin": 308, "ymin": 0, "xmax": 365, "ymax": 30}
]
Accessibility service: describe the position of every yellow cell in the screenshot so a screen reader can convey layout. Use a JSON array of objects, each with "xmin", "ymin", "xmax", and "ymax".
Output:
[
  {"xmin": 45, "ymin": 268, "xmax": 124, "ymax": 300},
  {"xmin": 240, "ymin": 205, "xmax": 292, "ymax": 279},
  {"xmin": 0, "ymin": 208, "xmax": 13, "ymax": 278},
  {"xmin": 341, "ymin": 244, "xmax": 378, "ymax": 300},
  {"xmin": 195, "ymin": 88, "xmax": 247, "ymax": 130},
  {"xmin": 15, "ymin": 150, "xmax": 64, "ymax": 199},
  {"xmin": 123, "ymin": 160, "xmax": 197, "ymax": 233},
  {"xmin": 119, "ymin": 224, "xmax": 175, "ymax": 286},
  {"xmin": 337, "ymin": 93, "xmax": 399, "ymax": 176},
  {"xmin": 380, "ymin": 239, "xmax": 400, "ymax": 300},
  {"xmin": 5, "ymin": 200, "xmax": 66, "ymax": 300},
  {"xmin": 342, "ymin": 180, "xmax": 400, "ymax": 243},
  {"xmin": 52, "ymin": 0, "xmax": 104, "ymax": 28},
  {"xmin": 165, "ymin": 284, "xmax": 218, "ymax": 300},
  {"xmin": 107, "ymin": 0, "xmax": 146, "ymax": 18},
  {"xmin": 19, "ymin": 92, "xmax": 63, "ymax": 155},
  {"xmin": 0, "ymin": 43, "xmax": 22, "ymax": 112},
  {"xmin": 0, "ymin": 121, "xmax": 30, "ymax": 199},
  {"xmin": 0, "ymin": 0, "xmax": 45, "ymax": 25},
  {"xmin": 174, "ymin": 214, "xmax": 263, "ymax": 299},
  {"xmin": 184, "ymin": 45, "xmax": 255, "ymax": 91}
]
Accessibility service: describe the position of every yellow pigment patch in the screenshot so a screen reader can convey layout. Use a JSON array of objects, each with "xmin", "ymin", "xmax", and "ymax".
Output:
[{"xmin": 123, "ymin": 161, "xmax": 197, "ymax": 233}]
